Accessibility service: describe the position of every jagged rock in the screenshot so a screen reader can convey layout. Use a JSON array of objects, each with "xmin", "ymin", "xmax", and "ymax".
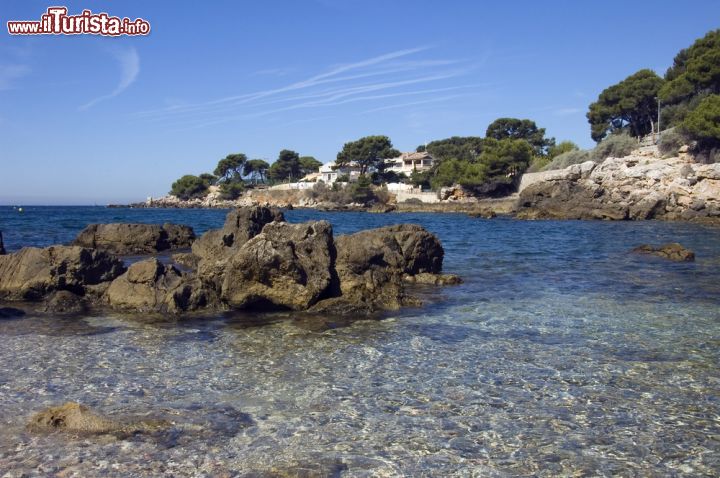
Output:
[
  {"xmin": 0, "ymin": 246, "xmax": 125, "ymax": 301},
  {"xmin": 325, "ymin": 224, "xmax": 445, "ymax": 311},
  {"xmin": 42, "ymin": 290, "xmax": 87, "ymax": 314},
  {"xmin": 404, "ymin": 272, "xmax": 463, "ymax": 285},
  {"xmin": 27, "ymin": 402, "xmax": 170, "ymax": 436},
  {"xmin": 632, "ymin": 243, "xmax": 695, "ymax": 261},
  {"xmin": 172, "ymin": 252, "xmax": 199, "ymax": 269},
  {"xmin": 105, "ymin": 258, "xmax": 213, "ymax": 313},
  {"xmin": 517, "ymin": 153, "xmax": 720, "ymax": 222},
  {"xmin": 72, "ymin": 223, "xmax": 195, "ymax": 254},
  {"xmin": 192, "ymin": 206, "xmax": 284, "ymax": 265},
  {"xmin": 221, "ymin": 221, "xmax": 335, "ymax": 310}
]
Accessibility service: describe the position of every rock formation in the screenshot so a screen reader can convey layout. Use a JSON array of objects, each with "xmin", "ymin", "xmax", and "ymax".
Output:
[
  {"xmin": 28, "ymin": 402, "xmax": 170, "ymax": 436},
  {"xmin": 0, "ymin": 245, "xmax": 125, "ymax": 301},
  {"xmin": 0, "ymin": 206, "xmax": 457, "ymax": 316},
  {"xmin": 72, "ymin": 223, "xmax": 195, "ymax": 254},
  {"xmin": 517, "ymin": 147, "xmax": 720, "ymax": 222},
  {"xmin": 632, "ymin": 243, "xmax": 695, "ymax": 261}
]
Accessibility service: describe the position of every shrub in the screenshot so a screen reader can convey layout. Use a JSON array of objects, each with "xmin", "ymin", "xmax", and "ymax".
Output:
[
  {"xmin": 658, "ymin": 128, "xmax": 686, "ymax": 157},
  {"xmin": 218, "ymin": 181, "xmax": 245, "ymax": 200},
  {"xmin": 547, "ymin": 140, "xmax": 579, "ymax": 159},
  {"xmin": 590, "ymin": 133, "xmax": 636, "ymax": 162},
  {"xmin": 681, "ymin": 94, "xmax": 720, "ymax": 152},
  {"xmin": 541, "ymin": 150, "xmax": 592, "ymax": 171},
  {"xmin": 403, "ymin": 197, "xmax": 423, "ymax": 205},
  {"xmin": 170, "ymin": 175, "xmax": 209, "ymax": 200}
]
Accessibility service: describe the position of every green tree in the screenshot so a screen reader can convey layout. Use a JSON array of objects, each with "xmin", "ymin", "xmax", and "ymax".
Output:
[
  {"xmin": 587, "ymin": 69, "xmax": 665, "ymax": 141},
  {"xmin": 218, "ymin": 181, "xmax": 245, "ymax": 200},
  {"xmin": 350, "ymin": 175, "xmax": 375, "ymax": 205},
  {"xmin": 548, "ymin": 141, "xmax": 579, "ymax": 159},
  {"xmin": 681, "ymin": 94, "xmax": 720, "ymax": 150},
  {"xmin": 170, "ymin": 175, "xmax": 210, "ymax": 200},
  {"xmin": 299, "ymin": 156, "xmax": 323, "ymax": 176},
  {"xmin": 199, "ymin": 173, "xmax": 217, "ymax": 186},
  {"xmin": 661, "ymin": 29, "xmax": 720, "ymax": 104},
  {"xmin": 214, "ymin": 153, "xmax": 247, "ymax": 182},
  {"xmin": 267, "ymin": 149, "xmax": 301, "ymax": 181},
  {"xmin": 424, "ymin": 136, "xmax": 485, "ymax": 162},
  {"xmin": 486, "ymin": 118, "xmax": 555, "ymax": 156},
  {"xmin": 243, "ymin": 159, "xmax": 270, "ymax": 184},
  {"xmin": 336, "ymin": 135, "xmax": 400, "ymax": 176}
]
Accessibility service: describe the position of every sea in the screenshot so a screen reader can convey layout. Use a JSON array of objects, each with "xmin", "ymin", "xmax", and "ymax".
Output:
[{"xmin": 0, "ymin": 206, "xmax": 718, "ymax": 476}]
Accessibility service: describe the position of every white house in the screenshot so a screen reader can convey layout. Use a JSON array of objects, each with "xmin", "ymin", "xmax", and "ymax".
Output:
[
  {"xmin": 384, "ymin": 151, "xmax": 435, "ymax": 175},
  {"xmin": 318, "ymin": 161, "xmax": 362, "ymax": 184}
]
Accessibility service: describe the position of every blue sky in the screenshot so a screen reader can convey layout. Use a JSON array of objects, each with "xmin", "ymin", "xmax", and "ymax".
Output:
[{"xmin": 1, "ymin": 0, "xmax": 718, "ymax": 204}]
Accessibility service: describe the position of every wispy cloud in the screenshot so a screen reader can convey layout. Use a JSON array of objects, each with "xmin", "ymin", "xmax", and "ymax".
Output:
[
  {"xmin": 138, "ymin": 46, "xmax": 485, "ymax": 131},
  {"xmin": 0, "ymin": 64, "xmax": 31, "ymax": 90},
  {"xmin": 553, "ymin": 107, "xmax": 583, "ymax": 116},
  {"xmin": 80, "ymin": 46, "xmax": 139, "ymax": 110}
]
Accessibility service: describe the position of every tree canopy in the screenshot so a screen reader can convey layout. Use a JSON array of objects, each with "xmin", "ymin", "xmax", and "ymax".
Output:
[
  {"xmin": 661, "ymin": 29, "xmax": 720, "ymax": 104},
  {"xmin": 423, "ymin": 136, "xmax": 485, "ymax": 163},
  {"xmin": 267, "ymin": 149, "xmax": 301, "ymax": 181},
  {"xmin": 486, "ymin": 118, "xmax": 555, "ymax": 156},
  {"xmin": 336, "ymin": 135, "xmax": 400, "ymax": 175},
  {"xmin": 214, "ymin": 153, "xmax": 247, "ymax": 182},
  {"xmin": 587, "ymin": 69, "xmax": 664, "ymax": 141},
  {"xmin": 170, "ymin": 175, "xmax": 210, "ymax": 200},
  {"xmin": 299, "ymin": 156, "xmax": 323, "ymax": 176},
  {"xmin": 243, "ymin": 159, "xmax": 270, "ymax": 184},
  {"xmin": 681, "ymin": 94, "xmax": 720, "ymax": 150}
]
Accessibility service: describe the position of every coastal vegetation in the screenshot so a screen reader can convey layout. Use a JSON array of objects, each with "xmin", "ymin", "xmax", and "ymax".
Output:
[{"xmin": 165, "ymin": 29, "xmax": 719, "ymax": 204}]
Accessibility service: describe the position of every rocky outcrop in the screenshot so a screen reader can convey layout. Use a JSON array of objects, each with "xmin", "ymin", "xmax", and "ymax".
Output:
[
  {"xmin": 0, "ymin": 207, "xmax": 456, "ymax": 316},
  {"xmin": 221, "ymin": 221, "xmax": 336, "ymax": 310},
  {"xmin": 0, "ymin": 245, "xmax": 125, "ymax": 301},
  {"xmin": 191, "ymin": 206, "xmax": 284, "ymax": 266},
  {"xmin": 28, "ymin": 402, "xmax": 170, "ymax": 436},
  {"xmin": 105, "ymin": 258, "xmax": 213, "ymax": 313},
  {"xmin": 516, "ymin": 148, "xmax": 720, "ymax": 221},
  {"xmin": 314, "ymin": 224, "xmax": 446, "ymax": 312},
  {"xmin": 632, "ymin": 243, "xmax": 695, "ymax": 261},
  {"xmin": 72, "ymin": 223, "xmax": 195, "ymax": 254}
]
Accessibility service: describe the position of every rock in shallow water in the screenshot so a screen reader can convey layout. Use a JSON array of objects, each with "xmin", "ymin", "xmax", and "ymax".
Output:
[
  {"xmin": 72, "ymin": 223, "xmax": 195, "ymax": 254},
  {"xmin": 0, "ymin": 245, "xmax": 125, "ymax": 301},
  {"xmin": 0, "ymin": 206, "xmax": 459, "ymax": 315},
  {"xmin": 632, "ymin": 243, "xmax": 695, "ymax": 261}
]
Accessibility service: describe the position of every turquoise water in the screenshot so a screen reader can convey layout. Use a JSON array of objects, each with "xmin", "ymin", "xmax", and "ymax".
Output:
[{"xmin": 0, "ymin": 206, "xmax": 719, "ymax": 476}]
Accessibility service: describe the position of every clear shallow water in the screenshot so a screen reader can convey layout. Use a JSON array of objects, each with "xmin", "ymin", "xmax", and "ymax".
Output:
[{"xmin": 0, "ymin": 206, "xmax": 719, "ymax": 476}]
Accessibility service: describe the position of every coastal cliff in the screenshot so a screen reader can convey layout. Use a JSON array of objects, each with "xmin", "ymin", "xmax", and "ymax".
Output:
[{"xmin": 516, "ymin": 146, "xmax": 720, "ymax": 222}]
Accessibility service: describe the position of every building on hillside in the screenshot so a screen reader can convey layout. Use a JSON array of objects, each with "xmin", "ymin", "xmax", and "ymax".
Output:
[
  {"xmin": 384, "ymin": 151, "xmax": 435, "ymax": 175},
  {"xmin": 318, "ymin": 162, "xmax": 362, "ymax": 184}
]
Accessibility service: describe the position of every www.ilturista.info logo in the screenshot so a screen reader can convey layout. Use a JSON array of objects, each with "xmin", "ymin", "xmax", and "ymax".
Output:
[{"xmin": 7, "ymin": 7, "xmax": 150, "ymax": 36}]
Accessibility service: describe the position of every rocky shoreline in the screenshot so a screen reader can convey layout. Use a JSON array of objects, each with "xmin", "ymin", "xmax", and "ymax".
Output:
[
  {"xmin": 0, "ymin": 206, "xmax": 460, "ymax": 317},
  {"xmin": 113, "ymin": 147, "xmax": 720, "ymax": 224}
]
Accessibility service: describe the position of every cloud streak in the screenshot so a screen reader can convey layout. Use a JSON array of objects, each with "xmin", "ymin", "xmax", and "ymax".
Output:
[
  {"xmin": 80, "ymin": 46, "xmax": 139, "ymax": 110},
  {"xmin": 138, "ymin": 46, "xmax": 485, "ymax": 130}
]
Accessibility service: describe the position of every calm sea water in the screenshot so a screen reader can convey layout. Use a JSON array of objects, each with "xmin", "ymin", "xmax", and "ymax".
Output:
[{"xmin": 0, "ymin": 206, "xmax": 719, "ymax": 476}]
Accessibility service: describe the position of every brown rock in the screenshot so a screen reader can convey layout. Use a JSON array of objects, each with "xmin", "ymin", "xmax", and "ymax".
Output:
[
  {"xmin": 105, "ymin": 258, "xmax": 214, "ymax": 313},
  {"xmin": 632, "ymin": 243, "xmax": 695, "ymax": 261},
  {"xmin": 27, "ymin": 402, "xmax": 171, "ymax": 436},
  {"xmin": 221, "ymin": 221, "xmax": 335, "ymax": 310},
  {"xmin": 192, "ymin": 206, "xmax": 284, "ymax": 264},
  {"xmin": 0, "ymin": 246, "xmax": 125, "ymax": 301},
  {"xmin": 72, "ymin": 223, "xmax": 195, "ymax": 254},
  {"xmin": 327, "ymin": 224, "xmax": 445, "ymax": 311},
  {"xmin": 404, "ymin": 272, "xmax": 463, "ymax": 285}
]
